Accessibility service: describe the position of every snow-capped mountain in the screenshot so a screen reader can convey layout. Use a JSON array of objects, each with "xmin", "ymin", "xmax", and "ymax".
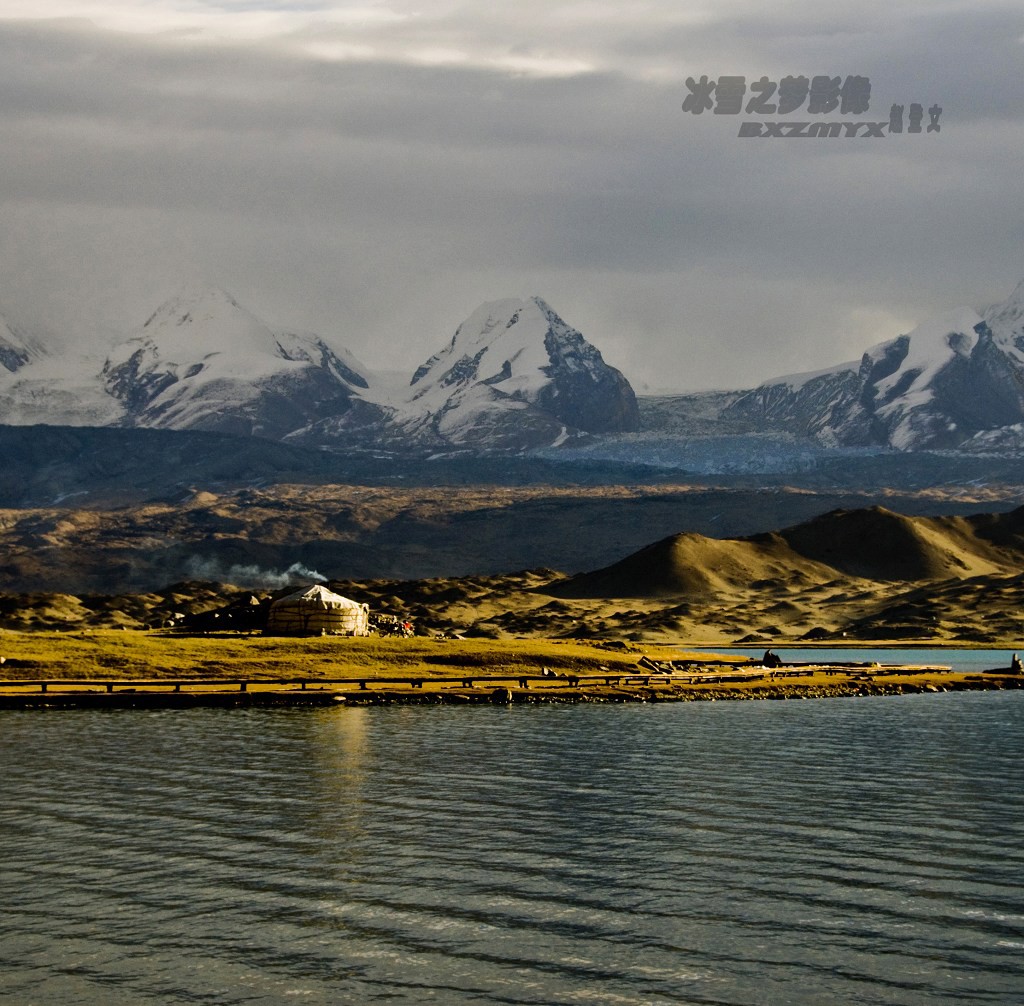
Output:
[
  {"xmin": 6, "ymin": 278, "xmax": 1024, "ymax": 455},
  {"xmin": 718, "ymin": 281, "xmax": 1024, "ymax": 450},
  {"xmin": 0, "ymin": 312, "xmax": 44, "ymax": 374},
  {"xmin": 0, "ymin": 289, "xmax": 638, "ymax": 452},
  {"xmin": 0, "ymin": 309, "xmax": 126, "ymax": 426},
  {"xmin": 0, "ymin": 350, "xmax": 127, "ymax": 427},
  {"xmin": 985, "ymin": 277, "xmax": 1024, "ymax": 352},
  {"xmin": 100, "ymin": 287, "xmax": 373, "ymax": 439},
  {"xmin": 383, "ymin": 297, "xmax": 639, "ymax": 449},
  {"xmin": 0, "ymin": 286, "xmax": 376, "ymax": 439}
]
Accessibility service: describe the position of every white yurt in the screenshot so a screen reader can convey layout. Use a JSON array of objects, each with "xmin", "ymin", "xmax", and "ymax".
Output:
[{"xmin": 266, "ymin": 584, "xmax": 370, "ymax": 637}]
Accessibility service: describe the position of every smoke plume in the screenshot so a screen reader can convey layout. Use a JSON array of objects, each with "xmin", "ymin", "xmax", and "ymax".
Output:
[{"xmin": 184, "ymin": 558, "xmax": 328, "ymax": 588}]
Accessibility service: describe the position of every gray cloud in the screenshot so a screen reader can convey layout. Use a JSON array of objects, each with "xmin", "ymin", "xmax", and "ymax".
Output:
[{"xmin": 0, "ymin": 4, "xmax": 1021, "ymax": 390}]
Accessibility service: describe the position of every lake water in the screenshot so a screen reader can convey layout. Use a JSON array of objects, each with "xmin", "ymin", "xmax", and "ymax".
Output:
[
  {"xmin": 694, "ymin": 647, "xmax": 1019, "ymax": 674},
  {"xmin": 2, "ymin": 657, "xmax": 1022, "ymax": 1005}
]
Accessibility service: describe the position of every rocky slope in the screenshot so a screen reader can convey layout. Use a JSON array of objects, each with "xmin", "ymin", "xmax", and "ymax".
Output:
[
  {"xmin": 99, "ymin": 287, "xmax": 377, "ymax": 440},
  {"xmin": 0, "ymin": 312, "xmax": 43, "ymax": 374},
  {"xmin": 549, "ymin": 506, "xmax": 1024, "ymax": 598},
  {"xmin": 1, "ymin": 473, "xmax": 1021, "ymax": 595},
  {"xmin": 0, "ymin": 286, "xmax": 379, "ymax": 438},
  {"xmin": 4, "ymin": 278, "xmax": 1024, "ymax": 453},
  {"xmin": 394, "ymin": 297, "xmax": 639, "ymax": 449},
  {"xmin": 4, "ymin": 504, "xmax": 1023, "ymax": 646},
  {"xmin": 714, "ymin": 280, "xmax": 1024, "ymax": 450},
  {"xmin": 0, "ymin": 290, "xmax": 638, "ymax": 451}
]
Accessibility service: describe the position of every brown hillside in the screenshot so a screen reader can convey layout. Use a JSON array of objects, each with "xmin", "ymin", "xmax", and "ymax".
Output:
[
  {"xmin": 966, "ymin": 504, "xmax": 1024, "ymax": 549},
  {"xmin": 546, "ymin": 505, "xmax": 1023, "ymax": 601},
  {"xmin": 546, "ymin": 531, "xmax": 837, "ymax": 599},
  {"xmin": 776, "ymin": 506, "xmax": 1008, "ymax": 582},
  {"xmin": 3, "ymin": 505, "xmax": 1024, "ymax": 645}
]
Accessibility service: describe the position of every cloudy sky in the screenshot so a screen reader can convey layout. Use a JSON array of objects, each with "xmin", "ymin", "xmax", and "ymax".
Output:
[{"xmin": 0, "ymin": 1, "xmax": 1021, "ymax": 390}]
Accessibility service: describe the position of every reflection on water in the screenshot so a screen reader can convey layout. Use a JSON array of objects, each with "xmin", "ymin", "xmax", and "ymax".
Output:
[{"xmin": 1, "ymin": 689, "xmax": 1023, "ymax": 1005}]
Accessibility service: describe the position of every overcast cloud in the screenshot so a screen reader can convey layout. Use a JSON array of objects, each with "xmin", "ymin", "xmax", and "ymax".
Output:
[{"xmin": 0, "ymin": 1, "xmax": 1021, "ymax": 390}]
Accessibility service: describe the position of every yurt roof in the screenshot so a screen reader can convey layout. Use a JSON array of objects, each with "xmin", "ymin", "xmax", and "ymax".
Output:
[{"xmin": 270, "ymin": 584, "xmax": 364, "ymax": 610}]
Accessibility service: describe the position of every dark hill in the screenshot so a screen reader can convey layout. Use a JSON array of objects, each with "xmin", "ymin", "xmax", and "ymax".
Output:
[
  {"xmin": 546, "ymin": 530, "xmax": 837, "ymax": 599},
  {"xmin": 776, "ymin": 506, "xmax": 974, "ymax": 582},
  {"xmin": 966, "ymin": 504, "xmax": 1024, "ymax": 549},
  {"xmin": 545, "ymin": 505, "xmax": 1021, "ymax": 600}
]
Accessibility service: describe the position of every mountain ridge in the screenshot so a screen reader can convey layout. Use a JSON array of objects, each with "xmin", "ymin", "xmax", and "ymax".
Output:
[
  {"xmin": 712, "ymin": 282, "xmax": 1024, "ymax": 450},
  {"xmin": 546, "ymin": 504, "xmax": 1024, "ymax": 600},
  {"xmin": 0, "ymin": 288, "xmax": 637, "ymax": 451},
  {"xmin": 392, "ymin": 296, "xmax": 639, "ymax": 448},
  {"xmin": 4, "ymin": 500, "xmax": 1024, "ymax": 645},
  {"xmin": 0, "ymin": 311, "xmax": 45, "ymax": 374},
  {"xmin": 4, "ymin": 279, "xmax": 1024, "ymax": 453}
]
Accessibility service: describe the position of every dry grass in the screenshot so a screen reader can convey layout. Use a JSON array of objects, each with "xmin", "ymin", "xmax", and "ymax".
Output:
[
  {"xmin": 0, "ymin": 630, "xmax": 709, "ymax": 683},
  {"xmin": 1, "ymin": 630, "xmax": 1020, "ymax": 707}
]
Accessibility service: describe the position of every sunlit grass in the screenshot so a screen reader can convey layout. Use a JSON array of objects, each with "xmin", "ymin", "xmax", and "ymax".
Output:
[
  {"xmin": 1, "ymin": 630, "xmax": 1013, "ymax": 703},
  {"xmin": 0, "ymin": 630, "xmax": 711, "ymax": 682}
]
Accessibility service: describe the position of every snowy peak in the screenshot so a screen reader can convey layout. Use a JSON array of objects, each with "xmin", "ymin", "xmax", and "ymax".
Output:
[
  {"xmin": 410, "ymin": 297, "xmax": 554, "ymax": 394},
  {"xmin": 0, "ymin": 312, "xmax": 45, "ymax": 374},
  {"xmin": 0, "ymin": 285, "xmax": 641, "ymax": 449},
  {"xmin": 865, "ymin": 308, "xmax": 984, "ymax": 449},
  {"xmin": 100, "ymin": 286, "xmax": 374, "ymax": 438},
  {"xmin": 872, "ymin": 308, "xmax": 982, "ymax": 404},
  {"xmin": 0, "ymin": 313, "xmax": 119, "ymax": 428},
  {"xmin": 724, "ymin": 282, "xmax": 1024, "ymax": 450},
  {"xmin": 872, "ymin": 309, "xmax": 983, "ymax": 387},
  {"xmin": 401, "ymin": 296, "xmax": 639, "ymax": 447},
  {"xmin": 983, "ymin": 278, "xmax": 1024, "ymax": 361},
  {"xmin": 122, "ymin": 285, "xmax": 372, "ymax": 388},
  {"xmin": 7, "ymin": 277, "xmax": 1024, "ymax": 454},
  {"xmin": 274, "ymin": 331, "xmax": 370, "ymax": 390},
  {"xmin": 141, "ymin": 284, "xmax": 251, "ymax": 335},
  {"xmin": 111, "ymin": 286, "xmax": 285, "ymax": 374}
]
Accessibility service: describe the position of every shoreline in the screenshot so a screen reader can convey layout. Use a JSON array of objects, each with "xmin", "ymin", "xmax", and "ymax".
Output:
[
  {"xmin": 1, "ymin": 630, "xmax": 1021, "ymax": 709},
  {"xmin": 3, "ymin": 673, "xmax": 1022, "ymax": 711},
  {"xmin": 3, "ymin": 677, "xmax": 1021, "ymax": 710}
]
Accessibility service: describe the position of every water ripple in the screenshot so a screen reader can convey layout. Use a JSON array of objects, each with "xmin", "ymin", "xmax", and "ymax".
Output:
[{"xmin": 1, "ymin": 692, "xmax": 1022, "ymax": 1004}]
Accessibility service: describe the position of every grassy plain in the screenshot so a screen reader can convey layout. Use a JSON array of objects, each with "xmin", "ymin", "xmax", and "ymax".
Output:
[
  {"xmin": 0, "ymin": 631, "xmax": 658, "ymax": 681},
  {"xmin": 0, "ymin": 630, "xmax": 1019, "ymax": 706}
]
